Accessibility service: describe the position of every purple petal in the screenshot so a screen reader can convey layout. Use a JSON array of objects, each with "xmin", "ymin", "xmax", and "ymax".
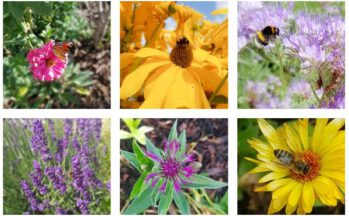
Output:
[
  {"xmin": 183, "ymin": 166, "xmax": 195, "ymax": 178},
  {"xmin": 151, "ymin": 178, "xmax": 159, "ymax": 188},
  {"xmin": 162, "ymin": 139, "xmax": 168, "ymax": 152},
  {"xmin": 146, "ymin": 151, "xmax": 162, "ymax": 163},
  {"xmin": 170, "ymin": 140, "xmax": 180, "ymax": 157},
  {"xmin": 159, "ymin": 180, "xmax": 167, "ymax": 192},
  {"xmin": 145, "ymin": 173, "xmax": 157, "ymax": 183},
  {"xmin": 184, "ymin": 153, "xmax": 195, "ymax": 163},
  {"xmin": 173, "ymin": 179, "xmax": 181, "ymax": 193}
]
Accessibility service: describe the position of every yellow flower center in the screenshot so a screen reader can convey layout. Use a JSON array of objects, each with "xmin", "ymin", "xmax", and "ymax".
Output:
[
  {"xmin": 290, "ymin": 151, "xmax": 320, "ymax": 182},
  {"xmin": 170, "ymin": 37, "xmax": 193, "ymax": 68}
]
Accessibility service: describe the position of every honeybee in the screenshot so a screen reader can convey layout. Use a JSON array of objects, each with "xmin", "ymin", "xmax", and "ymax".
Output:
[
  {"xmin": 256, "ymin": 26, "xmax": 279, "ymax": 46},
  {"xmin": 274, "ymin": 149, "xmax": 310, "ymax": 175}
]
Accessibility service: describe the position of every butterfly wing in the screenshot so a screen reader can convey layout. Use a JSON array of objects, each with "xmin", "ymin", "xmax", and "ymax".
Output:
[{"xmin": 53, "ymin": 42, "xmax": 72, "ymax": 61}]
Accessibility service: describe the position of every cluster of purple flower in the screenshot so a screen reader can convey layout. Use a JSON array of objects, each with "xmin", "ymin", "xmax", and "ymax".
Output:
[{"xmin": 20, "ymin": 119, "xmax": 110, "ymax": 215}]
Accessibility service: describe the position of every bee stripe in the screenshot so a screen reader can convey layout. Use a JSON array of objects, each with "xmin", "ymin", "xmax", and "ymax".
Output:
[
  {"xmin": 256, "ymin": 31, "xmax": 266, "ymax": 42},
  {"xmin": 271, "ymin": 27, "xmax": 275, "ymax": 34}
]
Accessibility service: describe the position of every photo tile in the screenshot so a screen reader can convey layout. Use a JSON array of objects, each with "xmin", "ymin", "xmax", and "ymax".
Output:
[
  {"xmin": 237, "ymin": 1, "xmax": 344, "ymax": 109},
  {"xmin": 120, "ymin": 118, "xmax": 228, "ymax": 214},
  {"xmin": 237, "ymin": 118, "xmax": 344, "ymax": 214},
  {"xmin": 3, "ymin": 1, "xmax": 111, "ymax": 109},
  {"xmin": 3, "ymin": 118, "xmax": 111, "ymax": 214},
  {"xmin": 120, "ymin": 1, "xmax": 228, "ymax": 109}
]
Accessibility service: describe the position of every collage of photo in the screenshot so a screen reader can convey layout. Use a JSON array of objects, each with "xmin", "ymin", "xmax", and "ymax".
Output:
[{"xmin": 1, "ymin": 0, "xmax": 346, "ymax": 215}]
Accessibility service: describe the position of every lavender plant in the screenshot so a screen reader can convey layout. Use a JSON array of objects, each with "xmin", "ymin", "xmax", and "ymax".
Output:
[
  {"xmin": 238, "ymin": 2, "xmax": 344, "ymax": 108},
  {"xmin": 121, "ymin": 120, "xmax": 228, "ymax": 215},
  {"xmin": 3, "ymin": 119, "xmax": 110, "ymax": 215}
]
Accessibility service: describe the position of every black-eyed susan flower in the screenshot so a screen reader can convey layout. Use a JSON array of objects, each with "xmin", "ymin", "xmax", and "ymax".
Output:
[
  {"xmin": 120, "ymin": 37, "xmax": 228, "ymax": 109},
  {"xmin": 246, "ymin": 119, "xmax": 344, "ymax": 214}
]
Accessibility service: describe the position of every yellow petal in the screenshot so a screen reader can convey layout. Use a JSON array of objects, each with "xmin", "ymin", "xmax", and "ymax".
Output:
[
  {"xmin": 268, "ymin": 197, "xmax": 287, "ymax": 214},
  {"xmin": 120, "ymin": 53, "xmax": 135, "ymax": 70},
  {"xmin": 193, "ymin": 49, "xmax": 222, "ymax": 74},
  {"xmin": 298, "ymin": 119, "xmax": 309, "ymax": 150},
  {"xmin": 313, "ymin": 176, "xmax": 338, "ymax": 206},
  {"xmin": 244, "ymin": 157, "xmax": 261, "ymax": 164},
  {"xmin": 323, "ymin": 118, "xmax": 345, "ymax": 137},
  {"xmin": 319, "ymin": 131, "xmax": 345, "ymax": 155},
  {"xmin": 287, "ymin": 183, "xmax": 302, "ymax": 209},
  {"xmin": 302, "ymin": 182, "xmax": 314, "ymax": 213},
  {"xmin": 257, "ymin": 119, "xmax": 282, "ymax": 149},
  {"xmin": 247, "ymin": 138, "xmax": 273, "ymax": 157},
  {"xmin": 272, "ymin": 180, "xmax": 298, "ymax": 199},
  {"xmin": 211, "ymin": 8, "xmax": 228, "ymax": 15},
  {"xmin": 140, "ymin": 64, "xmax": 177, "ymax": 108},
  {"xmin": 135, "ymin": 47, "xmax": 168, "ymax": 59},
  {"xmin": 259, "ymin": 172, "xmax": 289, "ymax": 183},
  {"xmin": 120, "ymin": 61, "xmax": 169, "ymax": 99},
  {"xmin": 319, "ymin": 170, "xmax": 345, "ymax": 185},
  {"xmin": 266, "ymin": 178, "xmax": 293, "ymax": 191},
  {"xmin": 311, "ymin": 119, "xmax": 328, "ymax": 151},
  {"xmin": 285, "ymin": 124, "xmax": 301, "ymax": 153},
  {"xmin": 163, "ymin": 68, "xmax": 206, "ymax": 108}
]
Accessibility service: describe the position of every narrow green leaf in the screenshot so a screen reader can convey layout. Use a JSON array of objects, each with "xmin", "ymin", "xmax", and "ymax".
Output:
[
  {"xmin": 168, "ymin": 120, "xmax": 178, "ymax": 141},
  {"xmin": 158, "ymin": 181, "xmax": 174, "ymax": 214},
  {"xmin": 123, "ymin": 185, "xmax": 155, "ymax": 214},
  {"xmin": 133, "ymin": 130, "xmax": 147, "ymax": 145},
  {"xmin": 121, "ymin": 150, "xmax": 141, "ymax": 172},
  {"xmin": 122, "ymin": 118, "xmax": 135, "ymax": 131},
  {"xmin": 151, "ymin": 179, "xmax": 163, "ymax": 207},
  {"xmin": 145, "ymin": 137, "xmax": 162, "ymax": 157},
  {"xmin": 184, "ymin": 174, "xmax": 228, "ymax": 189},
  {"xmin": 129, "ymin": 172, "xmax": 147, "ymax": 200},
  {"xmin": 132, "ymin": 140, "xmax": 152, "ymax": 165},
  {"xmin": 178, "ymin": 130, "xmax": 187, "ymax": 156},
  {"xmin": 133, "ymin": 119, "xmax": 142, "ymax": 128},
  {"xmin": 173, "ymin": 191, "xmax": 190, "ymax": 214},
  {"xmin": 120, "ymin": 130, "xmax": 133, "ymax": 139}
]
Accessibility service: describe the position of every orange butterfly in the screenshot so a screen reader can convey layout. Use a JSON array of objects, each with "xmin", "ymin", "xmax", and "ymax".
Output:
[{"xmin": 53, "ymin": 41, "xmax": 72, "ymax": 61}]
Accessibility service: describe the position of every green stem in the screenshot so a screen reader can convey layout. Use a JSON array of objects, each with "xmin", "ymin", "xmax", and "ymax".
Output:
[
  {"xmin": 275, "ymin": 41, "xmax": 286, "ymax": 96},
  {"xmin": 208, "ymin": 73, "xmax": 228, "ymax": 104},
  {"xmin": 310, "ymin": 84, "xmax": 321, "ymax": 106}
]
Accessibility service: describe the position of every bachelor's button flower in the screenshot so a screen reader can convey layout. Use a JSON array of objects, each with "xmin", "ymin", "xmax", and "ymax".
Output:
[
  {"xmin": 145, "ymin": 139, "xmax": 197, "ymax": 193},
  {"xmin": 26, "ymin": 40, "xmax": 67, "ymax": 82}
]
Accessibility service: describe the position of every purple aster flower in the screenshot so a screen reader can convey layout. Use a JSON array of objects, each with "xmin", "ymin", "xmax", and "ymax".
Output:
[
  {"xmin": 30, "ymin": 160, "xmax": 48, "ymax": 195},
  {"xmin": 30, "ymin": 120, "xmax": 52, "ymax": 162},
  {"xmin": 48, "ymin": 119, "xmax": 56, "ymax": 142},
  {"xmin": 145, "ymin": 139, "xmax": 197, "ymax": 193},
  {"xmin": 20, "ymin": 180, "xmax": 41, "ymax": 212},
  {"xmin": 44, "ymin": 167, "xmax": 67, "ymax": 194}
]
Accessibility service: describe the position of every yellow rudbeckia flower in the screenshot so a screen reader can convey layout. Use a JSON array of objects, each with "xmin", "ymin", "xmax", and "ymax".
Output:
[
  {"xmin": 246, "ymin": 119, "xmax": 345, "ymax": 214},
  {"xmin": 121, "ymin": 37, "xmax": 228, "ymax": 109}
]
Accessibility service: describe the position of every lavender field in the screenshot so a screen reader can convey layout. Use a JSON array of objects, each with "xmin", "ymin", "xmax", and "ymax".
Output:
[{"xmin": 3, "ymin": 119, "xmax": 110, "ymax": 214}]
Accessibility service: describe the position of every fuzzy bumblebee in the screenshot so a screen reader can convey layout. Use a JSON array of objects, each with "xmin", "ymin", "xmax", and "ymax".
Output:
[{"xmin": 256, "ymin": 26, "xmax": 279, "ymax": 46}]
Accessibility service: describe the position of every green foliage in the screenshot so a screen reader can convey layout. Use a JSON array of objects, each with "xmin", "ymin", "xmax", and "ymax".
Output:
[
  {"xmin": 120, "ymin": 119, "xmax": 153, "ymax": 145},
  {"xmin": 3, "ymin": 2, "xmax": 94, "ymax": 108},
  {"xmin": 121, "ymin": 120, "xmax": 228, "ymax": 215}
]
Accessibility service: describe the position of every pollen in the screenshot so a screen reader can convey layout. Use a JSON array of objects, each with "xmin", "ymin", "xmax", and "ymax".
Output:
[
  {"xmin": 46, "ymin": 59, "xmax": 56, "ymax": 67},
  {"xmin": 170, "ymin": 37, "xmax": 193, "ymax": 68},
  {"xmin": 290, "ymin": 151, "xmax": 321, "ymax": 182}
]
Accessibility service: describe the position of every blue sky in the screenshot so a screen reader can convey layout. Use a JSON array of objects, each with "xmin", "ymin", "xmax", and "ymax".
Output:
[{"xmin": 164, "ymin": 1, "xmax": 228, "ymax": 30}]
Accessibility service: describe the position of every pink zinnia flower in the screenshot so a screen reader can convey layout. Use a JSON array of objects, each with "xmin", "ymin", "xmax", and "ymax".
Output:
[
  {"xmin": 26, "ymin": 40, "xmax": 67, "ymax": 82},
  {"xmin": 145, "ymin": 139, "xmax": 197, "ymax": 193}
]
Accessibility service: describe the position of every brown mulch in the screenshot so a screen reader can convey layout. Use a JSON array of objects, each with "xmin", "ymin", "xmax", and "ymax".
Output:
[{"xmin": 120, "ymin": 118, "xmax": 228, "ymax": 213}]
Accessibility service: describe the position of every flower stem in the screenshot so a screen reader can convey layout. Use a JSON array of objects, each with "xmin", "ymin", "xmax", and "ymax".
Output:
[
  {"xmin": 310, "ymin": 84, "xmax": 321, "ymax": 106},
  {"xmin": 208, "ymin": 73, "xmax": 228, "ymax": 104},
  {"xmin": 275, "ymin": 41, "xmax": 287, "ymax": 97}
]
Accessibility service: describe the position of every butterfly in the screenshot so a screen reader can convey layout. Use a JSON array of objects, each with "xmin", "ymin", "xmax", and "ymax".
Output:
[{"xmin": 53, "ymin": 41, "xmax": 72, "ymax": 61}]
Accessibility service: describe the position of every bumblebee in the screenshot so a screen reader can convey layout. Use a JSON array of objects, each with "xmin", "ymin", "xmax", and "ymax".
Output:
[
  {"xmin": 256, "ymin": 26, "xmax": 279, "ymax": 46},
  {"xmin": 274, "ymin": 149, "xmax": 310, "ymax": 175}
]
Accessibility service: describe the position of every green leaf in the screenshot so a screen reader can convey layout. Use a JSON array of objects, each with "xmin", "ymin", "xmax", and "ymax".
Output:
[
  {"xmin": 145, "ymin": 137, "xmax": 161, "ymax": 157},
  {"xmin": 184, "ymin": 174, "xmax": 228, "ymax": 189},
  {"xmin": 168, "ymin": 120, "xmax": 178, "ymax": 141},
  {"xmin": 178, "ymin": 130, "xmax": 187, "ymax": 155},
  {"xmin": 132, "ymin": 130, "xmax": 147, "ymax": 145},
  {"xmin": 121, "ymin": 150, "xmax": 141, "ymax": 172},
  {"xmin": 173, "ymin": 191, "xmax": 190, "ymax": 214},
  {"xmin": 123, "ymin": 185, "xmax": 155, "ymax": 215},
  {"xmin": 24, "ymin": 2, "xmax": 53, "ymax": 16},
  {"xmin": 132, "ymin": 140, "xmax": 151, "ymax": 165},
  {"xmin": 129, "ymin": 172, "xmax": 147, "ymax": 200},
  {"xmin": 158, "ymin": 181, "xmax": 174, "ymax": 214},
  {"xmin": 7, "ymin": 3, "xmax": 26, "ymax": 18},
  {"xmin": 120, "ymin": 130, "xmax": 133, "ymax": 139},
  {"xmin": 151, "ymin": 179, "xmax": 163, "ymax": 207},
  {"xmin": 75, "ymin": 86, "xmax": 90, "ymax": 95},
  {"xmin": 123, "ymin": 118, "xmax": 136, "ymax": 131}
]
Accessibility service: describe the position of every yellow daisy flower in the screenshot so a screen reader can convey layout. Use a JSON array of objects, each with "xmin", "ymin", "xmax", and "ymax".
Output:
[
  {"xmin": 246, "ymin": 119, "xmax": 345, "ymax": 214},
  {"xmin": 120, "ymin": 37, "xmax": 228, "ymax": 108}
]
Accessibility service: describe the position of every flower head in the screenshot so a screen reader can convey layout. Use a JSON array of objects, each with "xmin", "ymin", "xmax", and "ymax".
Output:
[
  {"xmin": 246, "ymin": 119, "xmax": 344, "ymax": 214},
  {"xmin": 30, "ymin": 120, "xmax": 52, "ymax": 162},
  {"xmin": 26, "ymin": 40, "xmax": 67, "ymax": 82},
  {"xmin": 145, "ymin": 139, "xmax": 197, "ymax": 193}
]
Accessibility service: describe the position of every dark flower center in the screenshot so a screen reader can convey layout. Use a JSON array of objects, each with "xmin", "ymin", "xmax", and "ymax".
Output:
[
  {"xmin": 290, "ymin": 151, "xmax": 320, "ymax": 182},
  {"xmin": 160, "ymin": 159, "xmax": 180, "ymax": 178},
  {"xmin": 170, "ymin": 37, "xmax": 193, "ymax": 68},
  {"xmin": 46, "ymin": 59, "xmax": 56, "ymax": 67}
]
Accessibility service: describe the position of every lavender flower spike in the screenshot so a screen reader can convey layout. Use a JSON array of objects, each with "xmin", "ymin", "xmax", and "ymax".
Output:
[
  {"xmin": 30, "ymin": 160, "xmax": 48, "ymax": 195},
  {"xmin": 145, "ymin": 139, "xmax": 197, "ymax": 193},
  {"xmin": 20, "ymin": 180, "xmax": 41, "ymax": 212},
  {"xmin": 45, "ymin": 167, "xmax": 67, "ymax": 194},
  {"xmin": 30, "ymin": 120, "xmax": 52, "ymax": 162}
]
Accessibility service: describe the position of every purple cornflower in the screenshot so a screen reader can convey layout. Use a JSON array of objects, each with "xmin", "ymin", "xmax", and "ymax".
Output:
[
  {"xmin": 30, "ymin": 160, "xmax": 48, "ymax": 195},
  {"xmin": 30, "ymin": 120, "xmax": 52, "ymax": 162},
  {"xmin": 20, "ymin": 180, "xmax": 41, "ymax": 212},
  {"xmin": 145, "ymin": 139, "xmax": 197, "ymax": 193},
  {"xmin": 48, "ymin": 119, "xmax": 56, "ymax": 142},
  {"xmin": 44, "ymin": 167, "xmax": 67, "ymax": 194}
]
